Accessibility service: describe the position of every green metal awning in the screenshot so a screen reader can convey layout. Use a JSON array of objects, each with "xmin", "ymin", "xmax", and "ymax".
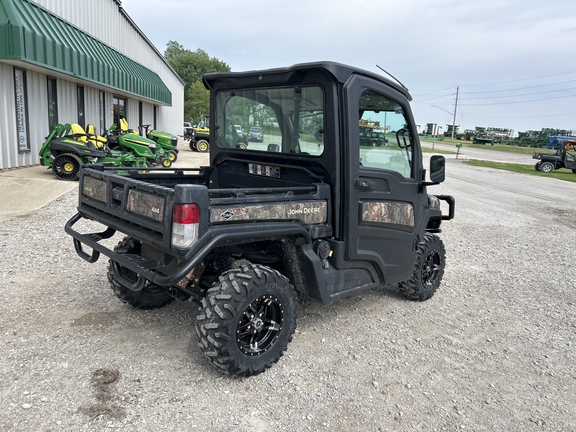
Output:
[{"xmin": 0, "ymin": 0, "xmax": 172, "ymax": 105}]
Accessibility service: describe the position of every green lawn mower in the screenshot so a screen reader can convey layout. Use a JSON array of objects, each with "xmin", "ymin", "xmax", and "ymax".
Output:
[
  {"xmin": 39, "ymin": 123, "xmax": 148, "ymax": 181},
  {"xmin": 139, "ymin": 124, "xmax": 179, "ymax": 162},
  {"xmin": 107, "ymin": 122, "xmax": 173, "ymax": 168},
  {"xmin": 118, "ymin": 118, "xmax": 179, "ymax": 163}
]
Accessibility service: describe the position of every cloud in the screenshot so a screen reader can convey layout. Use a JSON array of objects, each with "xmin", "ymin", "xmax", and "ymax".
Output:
[{"xmin": 121, "ymin": 0, "xmax": 576, "ymax": 132}]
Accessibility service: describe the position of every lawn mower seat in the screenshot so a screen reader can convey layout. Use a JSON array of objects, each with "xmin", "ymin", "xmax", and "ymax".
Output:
[
  {"xmin": 70, "ymin": 123, "xmax": 88, "ymax": 142},
  {"xmin": 86, "ymin": 124, "xmax": 107, "ymax": 149},
  {"xmin": 119, "ymin": 118, "xmax": 139, "ymax": 135},
  {"xmin": 71, "ymin": 123, "xmax": 99, "ymax": 150}
]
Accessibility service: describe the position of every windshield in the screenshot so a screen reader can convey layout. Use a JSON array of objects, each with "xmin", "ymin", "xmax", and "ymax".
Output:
[{"xmin": 214, "ymin": 86, "xmax": 325, "ymax": 155}]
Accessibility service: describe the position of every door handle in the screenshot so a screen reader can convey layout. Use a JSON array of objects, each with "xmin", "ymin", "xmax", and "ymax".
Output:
[{"xmin": 354, "ymin": 178, "xmax": 375, "ymax": 190}]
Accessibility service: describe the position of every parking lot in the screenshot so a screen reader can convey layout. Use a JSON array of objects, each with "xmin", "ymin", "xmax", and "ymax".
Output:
[{"xmin": 1, "ymin": 142, "xmax": 575, "ymax": 431}]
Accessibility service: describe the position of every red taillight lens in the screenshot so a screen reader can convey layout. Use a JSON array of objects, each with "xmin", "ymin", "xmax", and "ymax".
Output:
[
  {"xmin": 173, "ymin": 204, "xmax": 200, "ymax": 224},
  {"xmin": 172, "ymin": 204, "xmax": 200, "ymax": 248}
]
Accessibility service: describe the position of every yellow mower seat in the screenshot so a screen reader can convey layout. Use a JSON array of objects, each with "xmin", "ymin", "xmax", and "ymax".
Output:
[
  {"xmin": 70, "ymin": 123, "xmax": 88, "ymax": 142},
  {"xmin": 86, "ymin": 124, "xmax": 107, "ymax": 148},
  {"xmin": 120, "ymin": 117, "xmax": 139, "ymax": 135},
  {"xmin": 70, "ymin": 123, "xmax": 103, "ymax": 149}
]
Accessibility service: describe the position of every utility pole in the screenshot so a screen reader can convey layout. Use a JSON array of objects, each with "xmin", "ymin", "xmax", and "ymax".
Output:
[{"xmin": 451, "ymin": 86, "xmax": 459, "ymax": 142}]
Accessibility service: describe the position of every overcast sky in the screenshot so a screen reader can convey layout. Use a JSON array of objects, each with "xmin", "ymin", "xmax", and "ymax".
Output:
[{"xmin": 121, "ymin": 0, "xmax": 576, "ymax": 135}]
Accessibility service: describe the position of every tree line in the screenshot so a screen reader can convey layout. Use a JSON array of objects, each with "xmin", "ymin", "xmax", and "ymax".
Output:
[{"xmin": 163, "ymin": 41, "xmax": 230, "ymax": 125}]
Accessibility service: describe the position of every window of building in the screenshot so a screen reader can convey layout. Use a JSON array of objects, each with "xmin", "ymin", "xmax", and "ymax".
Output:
[
  {"xmin": 139, "ymin": 101, "xmax": 143, "ymax": 129},
  {"xmin": 99, "ymin": 91, "xmax": 106, "ymax": 135},
  {"xmin": 112, "ymin": 96, "xmax": 127, "ymax": 126},
  {"xmin": 13, "ymin": 68, "xmax": 30, "ymax": 153},
  {"xmin": 77, "ymin": 85, "xmax": 85, "ymax": 128},
  {"xmin": 358, "ymin": 90, "xmax": 413, "ymax": 179},
  {"xmin": 47, "ymin": 77, "xmax": 58, "ymax": 130}
]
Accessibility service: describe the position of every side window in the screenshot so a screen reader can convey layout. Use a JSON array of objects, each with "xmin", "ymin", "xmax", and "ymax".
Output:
[{"xmin": 358, "ymin": 90, "xmax": 413, "ymax": 178}]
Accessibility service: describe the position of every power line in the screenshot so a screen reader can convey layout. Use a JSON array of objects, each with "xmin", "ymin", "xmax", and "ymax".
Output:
[
  {"xmin": 460, "ymin": 79, "xmax": 576, "ymax": 94},
  {"xmin": 459, "ymin": 70, "xmax": 576, "ymax": 87},
  {"xmin": 459, "ymin": 93, "xmax": 576, "ymax": 106},
  {"xmin": 413, "ymin": 93, "xmax": 456, "ymax": 103},
  {"xmin": 462, "ymin": 87, "xmax": 576, "ymax": 100},
  {"xmin": 464, "ymin": 112, "xmax": 576, "ymax": 119}
]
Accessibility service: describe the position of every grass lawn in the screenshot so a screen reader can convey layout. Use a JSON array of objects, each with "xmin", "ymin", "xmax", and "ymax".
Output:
[
  {"xmin": 420, "ymin": 138, "xmax": 541, "ymax": 155},
  {"xmin": 422, "ymin": 147, "xmax": 455, "ymax": 154},
  {"xmin": 463, "ymin": 160, "xmax": 576, "ymax": 183}
]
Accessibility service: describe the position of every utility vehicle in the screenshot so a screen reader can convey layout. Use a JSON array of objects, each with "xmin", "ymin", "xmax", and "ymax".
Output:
[
  {"xmin": 66, "ymin": 62, "xmax": 455, "ymax": 376},
  {"xmin": 533, "ymin": 139, "xmax": 576, "ymax": 173}
]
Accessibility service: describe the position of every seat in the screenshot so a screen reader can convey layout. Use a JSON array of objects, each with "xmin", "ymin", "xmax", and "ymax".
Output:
[
  {"xmin": 86, "ymin": 124, "xmax": 107, "ymax": 149},
  {"xmin": 119, "ymin": 117, "xmax": 139, "ymax": 135},
  {"xmin": 70, "ymin": 123, "xmax": 88, "ymax": 142}
]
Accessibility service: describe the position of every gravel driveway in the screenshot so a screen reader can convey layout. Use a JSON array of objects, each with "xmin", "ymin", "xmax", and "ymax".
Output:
[{"xmin": 1, "ymin": 157, "xmax": 575, "ymax": 431}]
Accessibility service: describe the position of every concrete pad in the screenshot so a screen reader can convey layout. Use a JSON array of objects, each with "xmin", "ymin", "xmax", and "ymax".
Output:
[
  {"xmin": 0, "ymin": 142, "xmax": 209, "ymax": 223},
  {"xmin": 0, "ymin": 166, "xmax": 78, "ymax": 222}
]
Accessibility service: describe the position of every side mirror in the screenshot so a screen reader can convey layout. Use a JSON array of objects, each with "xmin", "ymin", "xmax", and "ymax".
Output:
[
  {"xmin": 429, "ymin": 155, "xmax": 445, "ymax": 183},
  {"xmin": 267, "ymin": 144, "xmax": 280, "ymax": 152}
]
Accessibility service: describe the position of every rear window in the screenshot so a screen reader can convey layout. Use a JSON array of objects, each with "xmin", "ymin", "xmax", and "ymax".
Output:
[{"xmin": 214, "ymin": 85, "xmax": 325, "ymax": 156}]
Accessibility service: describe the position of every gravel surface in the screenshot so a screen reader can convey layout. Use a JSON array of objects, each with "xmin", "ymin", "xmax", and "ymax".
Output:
[{"xmin": 1, "ymin": 157, "xmax": 575, "ymax": 431}]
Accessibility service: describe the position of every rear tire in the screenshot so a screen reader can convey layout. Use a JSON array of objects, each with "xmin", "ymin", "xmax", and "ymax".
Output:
[
  {"xmin": 107, "ymin": 237, "xmax": 174, "ymax": 309},
  {"xmin": 52, "ymin": 153, "xmax": 82, "ymax": 181},
  {"xmin": 399, "ymin": 233, "xmax": 445, "ymax": 301},
  {"xmin": 196, "ymin": 264, "xmax": 297, "ymax": 376},
  {"xmin": 539, "ymin": 162, "xmax": 554, "ymax": 173}
]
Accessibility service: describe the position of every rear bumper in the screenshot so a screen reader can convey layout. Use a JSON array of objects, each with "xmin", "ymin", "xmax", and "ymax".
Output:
[{"xmin": 65, "ymin": 212, "xmax": 312, "ymax": 288}]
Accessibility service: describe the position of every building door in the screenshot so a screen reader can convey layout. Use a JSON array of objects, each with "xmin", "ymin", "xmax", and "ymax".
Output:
[{"xmin": 112, "ymin": 96, "xmax": 127, "ymax": 126}]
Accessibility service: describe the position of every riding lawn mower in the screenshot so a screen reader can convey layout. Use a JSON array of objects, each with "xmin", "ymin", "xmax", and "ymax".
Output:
[{"xmin": 39, "ymin": 123, "xmax": 151, "ymax": 181}]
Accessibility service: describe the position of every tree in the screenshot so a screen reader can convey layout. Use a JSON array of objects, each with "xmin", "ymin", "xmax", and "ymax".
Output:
[
  {"xmin": 185, "ymin": 81, "xmax": 210, "ymax": 124},
  {"xmin": 164, "ymin": 41, "xmax": 230, "ymax": 123},
  {"xmin": 164, "ymin": 41, "xmax": 230, "ymax": 92}
]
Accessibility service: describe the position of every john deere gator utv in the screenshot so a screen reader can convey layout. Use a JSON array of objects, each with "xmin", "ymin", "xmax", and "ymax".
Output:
[
  {"xmin": 39, "ymin": 123, "xmax": 147, "ymax": 181},
  {"xmin": 188, "ymin": 116, "xmax": 211, "ymax": 152}
]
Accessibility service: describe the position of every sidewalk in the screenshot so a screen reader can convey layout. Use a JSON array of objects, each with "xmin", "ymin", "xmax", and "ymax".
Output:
[
  {"xmin": 0, "ymin": 165, "xmax": 78, "ymax": 223},
  {"xmin": 0, "ymin": 142, "xmax": 209, "ymax": 223}
]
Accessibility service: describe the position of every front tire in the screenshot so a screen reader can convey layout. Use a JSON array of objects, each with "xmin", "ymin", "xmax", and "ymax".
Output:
[
  {"xmin": 107, "ymin": 237, "xmax": 174, "ymax": 309},
  {"xmin": 399, "ymin": 233, "xmax": 445, "ymax": 301},
  {"xmin": 196, "ymin": 264, "xmax": 297, "ymax": 376}
]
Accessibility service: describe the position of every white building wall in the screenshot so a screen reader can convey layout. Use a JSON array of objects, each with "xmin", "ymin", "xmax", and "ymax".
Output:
[
  {"xmin": 57, "ymin": 80, "xmax": 79, "ymax": 127},
  {"xmin": 0, "ymin": 65, "xmax": 51, "ymax": 169},
  {"xmin": 0, "ymin": 0, "xmax": 184, "ymax": 169},
  {"xmin": 0, "ymin": 63, "xmax": 18, "ymax": 169}
]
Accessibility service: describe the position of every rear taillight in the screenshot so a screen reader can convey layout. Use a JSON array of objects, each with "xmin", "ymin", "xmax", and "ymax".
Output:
[{"xmin": 172, "ymin": 204, "xmax": 200, "ymax": 247}]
